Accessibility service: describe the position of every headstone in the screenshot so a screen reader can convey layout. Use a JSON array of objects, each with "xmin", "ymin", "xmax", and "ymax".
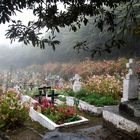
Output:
[
  {"xmin": 14, "ymin": 84, "xmax": 21, "ymax": 92},
  {"xmin": 55, "ymin": 76, "xmax": 63, "ymax": 88},
  {"xmin": 58, "ymin": 78, "xmax": 63, "ymax": 88},
  {"xmin": 72, "ymin": 74, "xmax": 81, "ymax": 92},
  {"xmin": 55, "ymin": 75, "xmax": 60, "ymax": 87},
  {"xmin": 45, "ymin": 74, "xmax": 55, "ymax": 86},
  {"xmin": 121, "ymin": 58, "xmax": 139, "ymax": 102},
  {"xmin": 29, "ymin": 83, "xmax": 34, "ymax": 91}
]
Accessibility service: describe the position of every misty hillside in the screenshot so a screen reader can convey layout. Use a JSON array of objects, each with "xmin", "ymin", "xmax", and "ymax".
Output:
[{"xmin": 0, "ymin": 19, "xmax": 140, "ymax": 69}]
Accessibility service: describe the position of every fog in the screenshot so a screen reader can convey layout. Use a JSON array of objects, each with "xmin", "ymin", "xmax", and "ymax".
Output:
[{"xmin": 0, "ymin": 17, "xmax": 140, "ymax": 70}]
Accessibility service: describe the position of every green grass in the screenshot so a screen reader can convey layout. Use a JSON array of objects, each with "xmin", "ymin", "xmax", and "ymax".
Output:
[
  {"xmin": 83, "ymin": 94, "xmax": 118, "ymax": 106},
  {"xmin": 61, "ymin": 89, "xmax": 119, "ymax": 107}
]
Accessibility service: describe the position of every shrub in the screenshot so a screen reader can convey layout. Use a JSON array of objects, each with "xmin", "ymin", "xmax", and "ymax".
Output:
[
  {"xmin": 32, "ymin": 98, "xmax": 80, "ymax": 124},
  {"xmin": 0, "ymin": 90, "xmax": 29, "ymax": 129},
  {"xmin": 74, "ymin": 89, "xmax": 89, "ymax": 99},
  {"xmin": 83, "ymin": 93, "xmax": 118, "ymax": 106},
  {"xmin": 43, "ymin": 104, "xmax": 80, "ymax": 124},
  {"xmin": 58, "ymin": 95, "xmax": 66, "ymax": 102},
  {"xmin": 84, "ymin": 75, "xmax": 122, "ymax": 99}
]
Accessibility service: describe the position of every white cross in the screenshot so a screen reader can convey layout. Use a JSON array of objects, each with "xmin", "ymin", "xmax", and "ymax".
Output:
[
  {"xmin": 126, "ymin": 59, "xmax": 137, "ymax": 75},
  {"xmin": 73, "ymin": 74, "xmax": 81, "ymax": 81}
]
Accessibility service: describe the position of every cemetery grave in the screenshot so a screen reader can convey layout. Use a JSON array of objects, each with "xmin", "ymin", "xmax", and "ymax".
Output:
[
  {"xmin": 20, "ymin": 85, "xmax": 89, "ymax": 130},
  {"xmin": 103, "ymin": 59, "xmax": 140, "ymax": 139},
  {"xmin": 20, "ymin": 71, "xmax": 121, "ymax": 134},
  {"xmin": 65, "ymin": 89, "xmax": 119, "ymax": 115},
  {"xmin": 57, "ymin": 74, "xmax": 119, "ymax": 115},
  {"xmin": 1, "ymin": 59, "xmax": 140, "ymax": 140}
]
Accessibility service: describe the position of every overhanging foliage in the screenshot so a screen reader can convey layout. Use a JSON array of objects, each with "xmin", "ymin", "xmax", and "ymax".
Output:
[{"xmin": 0, "ymin": 0, "xmax": 140, "ymax": 56}]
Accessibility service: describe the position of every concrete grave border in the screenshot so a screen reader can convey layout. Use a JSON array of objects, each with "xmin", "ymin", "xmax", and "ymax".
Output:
[
  {"xmin": 66, "ymin": 96, "xmax": 117, "ymax": 115},
  {"xmin": 21, "ymin": 95, "xmax": 88, "ymax": 130},
  {"xmin": 29, "ymin": 107, "xmax": 88, "ymax": 130},
  {"xmin": 66, "ymin": 96, "xmax": 103, "ymax": 115},
  {"xmin": 103, "ymin": 106, "xmax": 140, "ymax": 134}
]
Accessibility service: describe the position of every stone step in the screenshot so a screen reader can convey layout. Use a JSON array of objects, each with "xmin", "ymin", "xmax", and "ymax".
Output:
[
  {"xmin": 103, "ymin": 106, "xmax": 140, "ymax": 139},
  {"xmin": 119, "ymin": 100, "xmax": 140, "ymax": 118}
]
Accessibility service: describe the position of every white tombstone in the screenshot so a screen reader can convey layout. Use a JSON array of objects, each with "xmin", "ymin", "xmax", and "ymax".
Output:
[
  {"xmin": 72, "ymin": 74, "xmax": 81, "ymax": 92},
  {"xmin": 14, "ymin": 84, "xmax": 21, "ymax": 92},
  {"xmin": 58, "ymin": 78, "xmax": 63, "ymax": 88},
  {"xmin": 121, "ymin": 59, "xmax": 139, "ymax": 102}
]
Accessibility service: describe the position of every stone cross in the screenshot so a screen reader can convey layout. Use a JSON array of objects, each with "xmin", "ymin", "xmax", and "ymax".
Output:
[
  {"xmin": 126, "ymin": 59, "xmax": 137, "ymax": 78},
  {"xmin": 14, "ymin": 84, "xmax": 21, "ymax": 92},
  {"xmin": 121, "ymin": 58, "xmax": 139, "ymax": 102},
  {"xmin": 59, "ymin": 78, "xmax": 63, "ymax": 88},
  {"xmin": 72, "ymin": 74, "xmax": 81, "ymax": 92}
]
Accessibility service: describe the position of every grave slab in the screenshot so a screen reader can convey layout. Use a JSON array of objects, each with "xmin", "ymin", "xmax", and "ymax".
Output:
[
  {"xmin": 119, "ymin": 100, "xmax": 140, "ymax": 118},
  {"xmin": 103, "ymin": 106, "xmax": 140, "ymax": 135}
]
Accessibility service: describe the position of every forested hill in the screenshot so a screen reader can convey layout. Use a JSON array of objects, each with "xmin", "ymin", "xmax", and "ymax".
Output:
[{"xmin": 0, "ymin": 19, "xmax": 140, "ymax": 69}]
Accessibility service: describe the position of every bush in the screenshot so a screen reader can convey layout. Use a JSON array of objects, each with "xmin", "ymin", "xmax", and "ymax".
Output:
[
  {"xmin": 74, "ymin": 89, "xmax": 89, "ymax": 99},
  {"xmin": 58, "ymin": 96, "xmax": 66, "ymax": 102},
  {"xmin": 60, "ymin": 88, "xmax": 119, "ymax": 106},
  {"xmin": 83, "ymin": 94, "xmax": 118, "ymax": 106},
  {"xmin": 84, "ymin": 75, "xmax": 122, "ymax": 99},
  {"xmin": 32, "ymin": 97, "xmax": 80, "ymax": 124},
  {"xmin": 0, "ymin": 90, "xmax": 29, "ymax": 129}
]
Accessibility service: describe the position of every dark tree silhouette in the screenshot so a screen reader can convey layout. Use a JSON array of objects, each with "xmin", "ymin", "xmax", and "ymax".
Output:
[{"xmin": 0, "ymin": 0, "xmax": 140, "ymax": 56}]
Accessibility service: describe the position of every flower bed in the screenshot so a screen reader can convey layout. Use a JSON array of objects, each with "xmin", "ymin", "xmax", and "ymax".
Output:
[
  {"xmin": 21, "ymin": 96, "xmax": 88, "ymax": 130},
  {"xmin": 42, "ymin": 104, "xmax": 80, "ymax": 124},
  {"xmin": 29, "ymin": 107, "xmax": 88, "ymax": 130}
]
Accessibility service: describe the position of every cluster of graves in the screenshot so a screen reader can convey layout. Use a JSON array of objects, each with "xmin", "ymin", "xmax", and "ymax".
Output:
[
  {"xmin": 24, "ymin": 59, "xmax": 140, "ymax": 137},
  {"xmin": 1, "ymin": 59, "xmax": 140, "ymax": 138},
  {"xmin": 20, "ymin": 74, "xmax": 85, "ymax": 130},
  {"xmin": 21, "ymin": 73, "xmax": 82, "ymax": 105}
]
